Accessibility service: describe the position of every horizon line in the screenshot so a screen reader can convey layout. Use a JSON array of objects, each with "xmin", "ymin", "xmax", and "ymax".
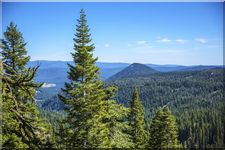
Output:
[{"xmin": 29, "ymin": 59, "xmax": 224, "ymax": 66}]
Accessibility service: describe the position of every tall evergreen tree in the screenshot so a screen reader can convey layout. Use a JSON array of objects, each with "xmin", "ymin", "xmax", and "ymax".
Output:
[
  {"xmin": 129, "ymin": 87, "xmax": 148, "ymax": 148},
  {"xmin": 149, "ymin": 106, "xmax": 179, "ymax": 148},
  {"xmin": 87, "ymin": 86, "xmax": 133, "ymax": 148},
  {"xmin": 0, "ymin": 22, "xmax": 54, "ymax": 149},
  {"xmin": 59, "ymin": 9, "xmax": 132, "ymax": 148}
]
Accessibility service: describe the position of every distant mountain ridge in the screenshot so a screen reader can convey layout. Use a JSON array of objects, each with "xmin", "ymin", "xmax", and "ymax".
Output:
[
  {"xmin": 177, "ymin": 65, "xmax": 223, "ymax": 72},
  {"xmin": 27, "ymin": 61, "xmax": 130, "ymax": 83},
  {"xmin": 28, "ymin": 60, "xmax": 222, "ymax": 72},
  {"xmin": 27, "ymin": 60, "xmax": 223, "ymax": 91},
  {"xmin": 108, "ymin": 63, "xmax": 158, "ymax": 80}
]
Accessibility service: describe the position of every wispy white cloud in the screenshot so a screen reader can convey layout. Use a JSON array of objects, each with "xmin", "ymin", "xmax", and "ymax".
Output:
[
  {"xmin": 195, "ymin": 38, "xmax": 207, "ymax": 44},
  {"xmin": 175, "ymin": 39, "xmax": 188, "ymax": 44},
  {"xmin": 157, "ymin": 38, "xmax": 171, "ymax": 43}
]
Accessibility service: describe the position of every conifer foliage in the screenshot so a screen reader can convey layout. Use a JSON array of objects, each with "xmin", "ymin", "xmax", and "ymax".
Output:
[
  {"xmin": 129, "ymin": 87, "xmax": 148, "ymax": 148},
  {"xmin": 58, "ymin": 8, "xmax": 104, "ymax": 148},
  {"xmin": 149, "ymin": 106, "xmax": 179, "ymax": 148},
  {"xmin": 0, "ymin": 22, "xmax": 53, "ymax": 149},
  {"xmin": 59, "ymin": 9, "xmax": 132, "ymax": 148}
]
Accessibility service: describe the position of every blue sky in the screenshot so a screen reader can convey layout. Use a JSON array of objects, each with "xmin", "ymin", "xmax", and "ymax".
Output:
[{"xmin": 2, "ymin": 2, "xmax": 223, "ymax": 65}]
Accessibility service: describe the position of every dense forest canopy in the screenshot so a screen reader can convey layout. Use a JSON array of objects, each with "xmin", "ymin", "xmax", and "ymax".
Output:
[{"xmin": 1, "ymin": 9, "xmax": 224, "ymax": 149}]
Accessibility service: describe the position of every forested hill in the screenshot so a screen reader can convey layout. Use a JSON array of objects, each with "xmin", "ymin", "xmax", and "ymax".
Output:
[
  {"xmin": 35, "ymin": 62, "xmax": 224, "ymax": 111},
  {"xmin": 105, "ymin": 68, "xmax": 224, "ymax": 148},
  {"xmin": 106, "ymin": 68, "xmax": 224, "ymax": 115},
  {"xmin": 108, "ymin": 63, "xmax": 158, "ymax": 80},
  {"xmin": 39, "ymin": 68, "xmax": 224, "ymax": 113}
]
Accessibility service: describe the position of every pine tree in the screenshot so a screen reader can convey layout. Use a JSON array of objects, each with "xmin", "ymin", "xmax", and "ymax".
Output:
[
  {"xmin": 1, "ymin": 60, "xmax": 29, "ymax": 149},
  {"xmin": 87, "ymin": 86, "xmax": 133, "ymax": 148},
  {"xmin": 149, "ymin": 106, "xmax": 179, "ymax": 148},
  {"xmin": 163, "ymin": 106, "xmax": 179, "ymax": 148},
  {"xmin": 129, "ymin": 87, "xmax": 148, "ymax": 148},
  {"xmin": 59, "ymin": 8, "xmax": 103, "ymax": 148},
  {"xmin": 59, "ymin": 9, "xmax": 133, "ymax": 148},
  {"xmin": 0, "ymin": 22, "xmax": 54, "ymax": 149}
]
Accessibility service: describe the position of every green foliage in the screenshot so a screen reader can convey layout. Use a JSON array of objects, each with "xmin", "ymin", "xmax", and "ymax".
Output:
[
  {"xmin": 107, "ymin": 69, "xmax": 224, "ymax": 148},
  {"xmin": 39, "ymin": 110, "xmax": 69, "ymax": 148},
  {"xmin": 129, "ymin": 87, "xmax": 148, "ymax": 148},
  {"xmin": 149, "ymin": 106, "xmax": 179, "ymax": 148},
  {"xmin": 59, "ymin": 9, "xmax": 132, "ymax": 148},
  {"xmin": 86, "ymin": 86, "xmax": 133, "ymax": 148},
  {"xmin": 0, "ymin": 22, "xmax": 54, "ymax": 149},
  {"xmin": 176, "ymin": 106, "xmax": 225, "ymax": 148}
]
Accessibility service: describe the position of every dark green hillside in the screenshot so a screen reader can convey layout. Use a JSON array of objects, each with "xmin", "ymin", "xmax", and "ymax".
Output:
[
  {"xmin": 106, "ymin": 68, "xmax": 224, "ymax": 148},
  {"xmin": 109, "ymin": 63, "xmax": 158, "ymax": 80},
  {"xmin": 107, "ymin": 69, "xmax": 223, "ymax": 109}
]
